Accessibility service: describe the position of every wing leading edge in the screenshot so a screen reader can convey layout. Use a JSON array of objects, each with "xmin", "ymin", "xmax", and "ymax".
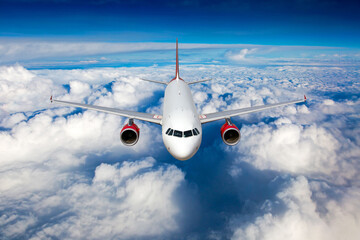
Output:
[
  {"xmin": 200, "ymin": 96, "xmax": 307, "ymax": 124},
  {"xmin": 51, "ymin": 98, "xmax": 162, "ymax": 125}
]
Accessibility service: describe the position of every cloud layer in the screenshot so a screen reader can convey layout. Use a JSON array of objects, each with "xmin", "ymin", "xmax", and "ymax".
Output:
[
  {"xmin": 1, "ymin": 39, "xmax": 355, "ymax": 69},
  {"xmin": 231, "ymin": 176, "xmax": 360, "ymax": 240},
  {"xmin": 29, "ymin": 158, "xmax": 185, "ymax": 239},
  {"xmin": 0, "ymin": 62, "xmax": 359, "ymax": 239},
  {"xmin": 0, "ymin": 40, "xmax": 261, "ymax": 64}
]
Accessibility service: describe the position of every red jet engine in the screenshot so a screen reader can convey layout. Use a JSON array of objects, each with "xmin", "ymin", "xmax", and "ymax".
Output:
[
  {"xmin": 120, "ymin": 119, "xmax": 140, "ymax": 146},
  {"xmin": 220, "ymin": 118, "xmax": 240, "ymax": 145}
]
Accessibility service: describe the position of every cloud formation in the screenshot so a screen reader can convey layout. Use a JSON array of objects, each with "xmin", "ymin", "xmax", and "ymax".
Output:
[
  {"xmin": 0, "ymin": 39, "xmax": 352, "ymax": 68},
  {"xmin": 0, "ymin": 62, "xmax": 359, "ymax": 239},
  {"xmin": 226, "ymin": 48, "xmax": 257, "ymax": 62},
  {"xmin": 231, "ymin": 176, "xmax": 360, "ymax": 240},
  {"xmin": 29, "ymin": 158, "xmax": 185, "ymax": 239},
  {"xmin": 0, "ymin": 40, "xmax": 261, "ymax": 64},
  {"xmin": 0, "ymin": 65, "xmax": 176, "ymax": 238}
]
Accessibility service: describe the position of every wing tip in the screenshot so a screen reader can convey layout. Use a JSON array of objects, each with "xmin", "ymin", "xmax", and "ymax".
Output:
[
  {"xmin": 50, "ymin": 95, "xmax": 53, "ymax": 103},
  {"xmin": 304, "ymin": 95, "xmax": 307, "ymax": 101}
]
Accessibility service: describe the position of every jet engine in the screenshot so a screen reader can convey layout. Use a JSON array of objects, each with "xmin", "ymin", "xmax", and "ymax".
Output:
[
  {"xmin": 220, "ymin": 119, "xmax": 240, "ymax": 145},
  {"xmin": 120, "ymin": 119, "xmax": 140, "ymax": 146}
]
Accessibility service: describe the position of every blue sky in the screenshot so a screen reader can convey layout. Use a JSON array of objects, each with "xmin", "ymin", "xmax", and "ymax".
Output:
[
  {"xmin": 1, "ymin": 0, "xmax": 360, "ymax": 47},
  {"xmin": 1, "ymin": 0, "xmax": 359, "ymax": 69}
]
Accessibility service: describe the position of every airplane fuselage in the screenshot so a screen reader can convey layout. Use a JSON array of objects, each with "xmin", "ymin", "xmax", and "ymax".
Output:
[{"xmin": 162, "ymin": 78, "xmax": 202, "ymax": 160}]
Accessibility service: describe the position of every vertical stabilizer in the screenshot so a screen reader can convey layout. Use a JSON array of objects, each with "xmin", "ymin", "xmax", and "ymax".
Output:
[{"xmin": 172, "ymin": 38, "xmax": 182, "ymax": 81}]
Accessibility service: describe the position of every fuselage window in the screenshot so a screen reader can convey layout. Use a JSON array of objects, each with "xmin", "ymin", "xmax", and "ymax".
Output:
[
  {"xmin": 166, "ymin": 128, "xmax": 171, "ymax": 134},
  {"xmin": 168, "ymin": 129, "xmax": 174, "ymax": 135},
  {"xmin": 173, "ymin": 130, "xmax": 183, "ymax": 138},
  {"xmin": 192, "ymin": 129, "xmax": 198, "ymax": 136},
  {"xmin": 194, "ymin": 128, "xmax": 200, "ymax": 134},
  {"xmin": 184, "ymin": 130, "xmax": 193, "ymax": 137}
]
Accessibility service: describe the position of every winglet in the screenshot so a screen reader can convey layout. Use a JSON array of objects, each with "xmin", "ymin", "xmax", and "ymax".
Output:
[
  {"xmin": 304, "ymin": 95, "xmax": 307, "ymax": 101},
  {"xmin": 50, "ymin": 95, "xmax": 53, "ymax": 103}
]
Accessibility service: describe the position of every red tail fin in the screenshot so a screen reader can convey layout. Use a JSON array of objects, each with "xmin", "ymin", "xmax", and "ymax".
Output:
[
  {"xmin": 172, "ymin": 38, "xmax": 182, "ymax": 81},
  {"xmin": 176, "ymin": 38, "xmax": 179, "ymax": 79}
]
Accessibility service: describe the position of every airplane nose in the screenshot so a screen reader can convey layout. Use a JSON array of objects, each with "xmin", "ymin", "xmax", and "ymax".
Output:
[{"xmin": 170, "ymin": 144, "xmax": 197, "ymax": 161}]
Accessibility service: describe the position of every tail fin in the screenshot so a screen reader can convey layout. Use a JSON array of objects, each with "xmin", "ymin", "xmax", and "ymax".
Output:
[{"xmin": 172, "ymin": 38, "xmax": 182, "ymax": 81}]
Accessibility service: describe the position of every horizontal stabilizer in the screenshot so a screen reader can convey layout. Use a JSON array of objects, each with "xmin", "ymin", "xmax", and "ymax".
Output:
[
  {"xmin": 139, "ymin": 78, "xmax": 168, "ymax": 85},
  {"xmin": 187, "ymin": 79, "xmax": 212, "ymax": 85}
]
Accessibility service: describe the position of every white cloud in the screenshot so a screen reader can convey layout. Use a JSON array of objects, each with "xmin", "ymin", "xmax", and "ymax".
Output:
[
  {"xmin": 225, "ymin": 94, "xmax": 360, "ymax": 184},
  {"xmin": 226, "ymin": 48, "xmax": 257, "ymax": 62},
  {"xmin": 0, "ymin": 64, "xmax": 163, "ymax": 115},
  {"xmin": 0, "ymin": 64, "xmax": 61, "ymax": 113},
  {"xmin": 1, "ymin": 214, "xmax": 37, "ymax": 238},
  {"xmin": 182, "ymin": 63, "xmax": 360, "ymax": 237},
  {"xmin": 1, "ymin": 158, "xmax": 186, "ymax": 239},
  {"xmin": 198, "ymin": 64, "xmax": 360, "ymax": 239},
  {"xmin": 193, "ymin": 91, "xmax": 208, "ymax": 104},
  {"xmin": 68, "ymin": 80, "xmax": 91, "ymax": 95},
  {"xmin": 31, "ymin": 158, "xmax": 185, "ymax": 239},
  {"xmin": 237, "ymin": 123, "xmax": 341, "ymax": 175},
  {"xmin": 0, "ymin": 64, "xmax": 192, "ymax": 239},
  {"xmin": 0, "ymin": 63, "xmax": 359, "ymax": 239},
  {"xmin": 231, "ymin": 176, "xmax": 360, "ymax": 240},
  {"xmin": 0, "ymin": 39, "xmax": 347, "ymax": 66},
  {"xmin": 0, "ymin": 40, "xmax": 264, "ymax": 63}
]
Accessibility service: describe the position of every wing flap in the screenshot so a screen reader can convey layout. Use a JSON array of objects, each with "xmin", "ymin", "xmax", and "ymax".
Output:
[
  {"xmin": 52, "ymin": 99, "xmax": 162, "ymax": 125},
  {"xmin": 200, "ymin": 97, "xmax": 306, "ymax": 124}
]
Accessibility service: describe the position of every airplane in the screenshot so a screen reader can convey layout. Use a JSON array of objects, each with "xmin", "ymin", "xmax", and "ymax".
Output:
[{"xmin": 51, "ymin": 39, "xmax": 306, "ymax": 161}]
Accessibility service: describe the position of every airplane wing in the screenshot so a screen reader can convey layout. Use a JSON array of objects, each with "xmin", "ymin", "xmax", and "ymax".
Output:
[
  {"xmin": 51, "ymin": 98, "xmax": 162, "ymax": 125},
  {"xmin": 199, "ymin": 96, "xmax": 307, "ymax": 124},
  {"xmin": 187, "ymin": 79, "xmax": 212, "ymax": 85}
]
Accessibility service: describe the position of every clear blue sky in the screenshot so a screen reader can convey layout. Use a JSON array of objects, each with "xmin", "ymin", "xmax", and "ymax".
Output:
[{"xmin": 1, "ymin": 0, "xmax": 360, "ymax": 47}]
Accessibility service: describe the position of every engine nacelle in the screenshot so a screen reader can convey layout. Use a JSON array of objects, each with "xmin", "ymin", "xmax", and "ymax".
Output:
[
  {"xmin": 120, "ymin": 122, "xmax": 140, "ymax": 146},
  {"xmin": 220, "ymin": 121, "xmax": 240, "ymax": 145}
]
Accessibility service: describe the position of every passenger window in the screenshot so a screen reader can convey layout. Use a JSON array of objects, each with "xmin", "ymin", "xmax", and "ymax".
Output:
[
  {"xmin": 195, "ymin": 128, "xmax": 200, "ymax": 134},
  {"xmin": 192, "ymin": 129, "xmax": 198, "ymax": 136},
  {"xmin": 166, "ymin": 128, "xmax": 171, "ymax": 134},
  {"xmin": 173, "ymin": 130, "xmax": 183, "ymax": 138},
  {"xmin": 184, "ymin": 130, "xmax": 192, "ymax": 137},
  {"xmin": 168, "ymin": 129, "xmax": 173, "ymax": 135}
]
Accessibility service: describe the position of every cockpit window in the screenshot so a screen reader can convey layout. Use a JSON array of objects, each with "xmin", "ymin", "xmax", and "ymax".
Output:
[
  {"xmin": 173, "ymin": 130, "xmax": 183, "ymax": 138},
  {"xmin": 166, "ymin": 128, "xmax": 171, "ymax": 134},
  {"xmin": 184, "ymin": 130, "xmax": 192, "ymax": 137},
  {"xmin": 166, "ymin": 128, "xmax": 199, "ymax": 138},
  {"xmin": 194, "ymin": 128, "xmax": 200, "ymax": 134}
]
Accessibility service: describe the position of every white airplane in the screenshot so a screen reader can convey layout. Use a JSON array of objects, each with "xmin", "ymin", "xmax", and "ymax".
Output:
[{"xmin": 51, "ymin": 39, "xmax": 306, "ymax": 160}]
